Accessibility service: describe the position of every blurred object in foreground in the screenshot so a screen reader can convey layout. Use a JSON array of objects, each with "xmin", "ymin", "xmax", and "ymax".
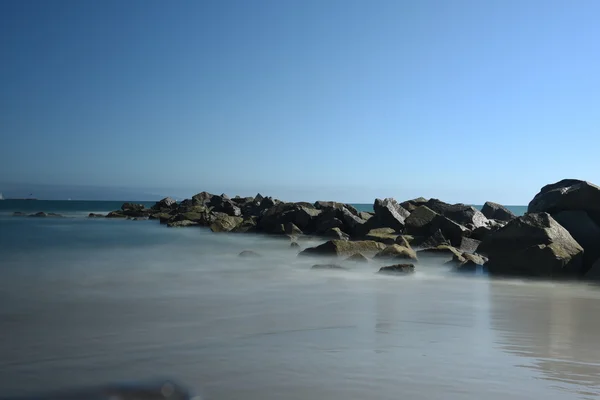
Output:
[{"xmin": 0, "ymin": 379, "xmax": 198, "ymax": 400}]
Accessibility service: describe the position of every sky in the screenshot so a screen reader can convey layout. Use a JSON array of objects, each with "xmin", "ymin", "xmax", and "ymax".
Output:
[{"xmin": 1, "ymin": 0, "xmax": 600, "ymax": 203}]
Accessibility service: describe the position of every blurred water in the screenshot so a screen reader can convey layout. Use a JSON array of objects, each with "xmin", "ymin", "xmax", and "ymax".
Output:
[{"xmin": 0, "ymin": 216, "xmax": 596, "ymax": 399}]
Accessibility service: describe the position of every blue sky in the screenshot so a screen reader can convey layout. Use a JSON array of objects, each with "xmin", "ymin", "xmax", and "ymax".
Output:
[{"xmin": 1, "ymin": 0, "xmax": 599, "ymax": 203}]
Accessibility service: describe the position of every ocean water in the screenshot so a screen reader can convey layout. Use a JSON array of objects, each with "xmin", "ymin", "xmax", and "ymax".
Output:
[{"xmin": 2, "ymin": 201, "xmax": 597, "ymax": 399}]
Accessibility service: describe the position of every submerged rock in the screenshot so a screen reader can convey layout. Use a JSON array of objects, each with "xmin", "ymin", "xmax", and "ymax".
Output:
[
  {"xmin": 299, "ymin": 240, "xmax": 386, "ymax": 258},
  {"xmin": 88, "ymin": 213, "xmax": 106, "ymax": 218},
  {"xmin": 345, "ymin": 253, "xmax": 369, "ymax": 263},
  {"xmin": 324, "ymin": 227, "xmax": 350, "ymax": 241},
  {"xmin": 167, "ymin": 220, "xmax": 199, "ymax": 228},
  {"xmin": 477, "ymin": 212, "xmax": 584, "ymax": 279},
  {"xmin": 106, "ymin": 211, "xmax": 127, "ymax": 219},
  {"xmin": 378, "ymin": 264, "xmax": 415, "ymax": 275},
  {"xmin": 290, "ymin": 242, "xmax": 300, "ymax": 248},
  {"xmin": 239, "ymin": 250, "xmax": 261, "ymax": 258},
  {"xmin": 311, "ymin": 264, "xmax": 348, "ymax": 270}
]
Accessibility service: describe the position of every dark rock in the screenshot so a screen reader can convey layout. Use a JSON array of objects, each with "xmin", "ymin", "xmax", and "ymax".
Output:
[
  {"xmin": 29, "ymin": 212, "xmax": 48, "ymax": 217},
  {"xmin": 256, "ymin": 202, "xmax": 295, "ymax": 233},
  {"xmin": 315, "ymin": 213, "xmax": 344, "ymax": 233},
  {"xmin": 254, "ymin": 193, "xmax": 264, "ymax": 203},
  {"xmin": 470, "ymin": 226, "xmax": 493, "ymax": 241},
  {"xmin": 149, "ymin": 213, "xmax": 170, "ymax": 221},
  {"xmin": 311, "ymin": 264, "xmax": 348, "ymax": 270},
  {"xmin": 167, "ymin": 220, "xmax": 199, "ymax": 228},
  {"xmin": 210, "ymin": 215, "xmax": 244, "ymax": 232},
  {"xmin": 324, "ymin": 227, "xmax": 350, "ymax": 241},
  {"xmin": 400, "ymin": 197, "xmax": 428, "ymax": 212},
  {"xmin": 151, "ymin": 197, "xmax": 177, "ymax": 211},
  {"xmin": 435, "ymin": 216, "xmax": 470, "ymax": 247},
  {"xmin": 209, "ymin": 195, "xmax": 242, "ymax": 217},
  {"xmin": 424, "ymin": 199, "xmax": 488, "ymax": 229},
  {"xmin": 477, "ymin": 213, "xmax": 584, "ymax": 278},
  {"xmin": 299, "ymin": 240, "xmax": 386, "ymax": 258},
  {"xmin": 338, "ymin": 207, "xmax": 367, "ymax": 236},
  {"xmin": 374, "ymin": 245, "xmax": 417, "ymax": 261},
  {"xmin": 481, "ymin": 201, "xmax": 516, "ymax": 221},
  {"xmin": 378, "ymin": 264, "xmax": 415, "ymax": 275},
  {"xmin": 290, "ymin": 242, "xmax": 300, "ymax": 248},
  {"xmin": 12, "ymin": 212, "xmax": 26, "ymax": 217},
  {"xmin": 411, "ymin": 230, "xmax": 450, "ymax": 249},
  {"xmin": 232, "ymin": 196, "xmax": 254, "ymax": 205},
  {"xmin": 291, "ymin": 206, "xmax": 322, "ymax": 232},
  {"xmin": 106, "ymin": 211, "xmax": 127, "ymax": 219},
  {"xmin": 552, "ymin": 210, "xmax": 600, "ymax": 274},
  {"xmin": 448, "ymin": 253, "xmax": 488, "ymax": 273},
  {"xmin": 121, "ymin": 203, "xmax": 145, "ymax": 212},
  {"xmin": 284, "ymin": 222, "xmax": 303, "ymax": 236},
  {"xmin": 404, "ymin": 206, "xmax": 439, "ymax": 236},
  {"xmin": 191, "ymin": 191, "xmax": 214, "ymax": 206},
  {"xmin": 365, "ymin": 228, "xmax": 399, "ymax": 244},
  {"xmin": 345, "ymin": 253, "xmax": 369, "ymax": 263},
  {"xmin": 131, "ymin": 217, "xmax": 148, "ymax": 221},
  {"xmin": 373, "ymin": 198, "xmax": 410, "ymax": 231},
  {"xmin": 528, "ymin": 180, "xmax": 600, "ymax": 219},
  {"xmin": 239, "ymin": 250, "xmax": 260, "ymax": 258},
  {"xmin": 585, "ymin": 259, "xmax": 600, "ymax": 280}
]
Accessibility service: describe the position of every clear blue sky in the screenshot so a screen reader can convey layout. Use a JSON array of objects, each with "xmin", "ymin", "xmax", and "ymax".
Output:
[{"xmin": 1, "ymin": 0, "xmax": 599, "ymax": 203}]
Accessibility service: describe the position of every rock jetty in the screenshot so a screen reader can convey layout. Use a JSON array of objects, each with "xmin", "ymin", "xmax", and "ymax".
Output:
[{"xmin": 99, "ymin": 179, "xmax": 600, "ymax": 281}]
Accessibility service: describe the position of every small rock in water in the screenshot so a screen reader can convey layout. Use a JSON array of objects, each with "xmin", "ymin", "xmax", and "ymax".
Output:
[
  {"xmin": 311, "ymin": 264, "xmax": 348, "ymax": 270},
  {"xmin": 290, "ymin": 242, "xmax": 300, "ymax": 248},
  {"xmin": 239, "ymin": 250, "xmax": 261, "ymax": 258},
  {"xmin": 378, "ymin": 264, "xmax": 415, "ymax": 275},
  {"xmin": 28, "ymin": 212, "xmax": 47, "ymax": 218},
  {"xmin": 88, "ymin": 213, "xmax": 106, "ymax": 218}
]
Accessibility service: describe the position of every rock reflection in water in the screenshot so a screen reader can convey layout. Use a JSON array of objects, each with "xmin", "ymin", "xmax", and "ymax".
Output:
[{"xmin": 490, "ymin": 281, "xmax": 600, "ymax": 397}]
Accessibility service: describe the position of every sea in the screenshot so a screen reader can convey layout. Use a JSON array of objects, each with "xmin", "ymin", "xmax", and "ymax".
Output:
[{"xmin": 1, "ymin": 200, "xmax": 599, "ymax": 400}]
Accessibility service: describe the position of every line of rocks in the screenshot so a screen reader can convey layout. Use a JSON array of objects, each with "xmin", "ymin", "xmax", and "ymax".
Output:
[{"xmin": 101, "ymin": 178, "xmax": 600, "ymax": 281}]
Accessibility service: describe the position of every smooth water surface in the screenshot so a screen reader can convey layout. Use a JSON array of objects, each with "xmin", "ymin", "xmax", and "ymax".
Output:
[{"xmin": 0, "ymin": 208, "xmax": 593, "ymax": 399}]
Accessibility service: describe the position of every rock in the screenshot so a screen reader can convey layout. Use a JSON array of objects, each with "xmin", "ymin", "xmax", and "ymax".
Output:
[
  {"xmin": 551, "ymin": 210, "xmax": 600, "ymax": 274},
  {"xmin": 149, "ymin": 212, "xmax": 170, "ymax": 221},
  {"xmin": 314, "ymin": 200, "xmax": 343, "ymax": 210},
  {"xmin": 378, "ymin": 264, "xmax": 415, "ymax": 275},
  {"xmin": 290, "ymin": 242, "xmax": 300, "ymax": 248},
  {"xmin": 528, "ymin": 179, "xmax": 600, "ymax": 218},
  {"xmin": 338, "ymin": 207, "xmax": 367, "ymax": 236},
  {"xmin": 373, "ymin": 198, "xmax": 410, "ymax": 231},
  {"xmin": 585, "ymin": 259, "xmax": 600, "ymax": 280},
  {"xmin": 232, "ymin": 196, "xmax": 254, "ymax": 205},
  {"xmin": 239, "ymin": 250, "xmax": 260, "ymax": 258},
  {"xmin": 121, "ymin": 203, "xmax": 145, "ymax": 212},
  {"xmin": 106, "ymin": 211, "xmax": 127, "ymax": 219},
  {"xmin": 256, "ymin": 202, "xmax": 295, "ymax": 233},
  {"xmin": 359, "ymin": 212, "xmax": 373, "ymax": 221},
  {"xmin": 291, "ymin": 206, "xmax": 322, "ymax": 232},
  {"xmin": 400, "ymin": 197, "xmax": 428, "ymax": 212},
  {"xmin": 12, "ymin": 212, "xmax": 26, "ymax": 217},
  {"xmin": 88, "ymin": 213, "xmax": 105, "ymax": 218},
  {"xmin": 435, "ymin": 216, "xmax": 470, "ymax": 247},
  {"xmin": 395, "ymin": 235, "xmax": 413, "ymax": 248},
  {"xmin": 191, "ymin": 191, "xmax": 214, "ymax": 206},
  {"xmin": 167, "ymin": 220, "xmax": 199, "ymax": 228},
  {"xmin": 151, "ymin": 197, "xmax": 177, "ymax": 211},
  {"xmin": 345, "ymin": 253, "xmax": 369, "ymax": 263},
  {"xmin": 210, "ymin": 215, "xmax": 244, "ymax": 232},
  {"xmin": 418, "ymin": 245, "xmax": 463, "ymax": 260},
  {"xmin": 481, "ymin": 201, "xmax": 516, "ymax": 221},
  {"xmin": 411, "ymin": 230, "xmax": 450, "ymax": 249},
  {"xmin": 209, "ymin": 195, "xmax": 242, "ymax": 217},
  {"xmin": 29, "ymin": 212, "xmax": 48, "ymax": 217},
  {"xmin": 232, "ymin": 217, "xmax": 258, "ymax": 233},
  {"xmin": 284, "ymin": 222, "xmax": 303, "ymax": 236},
  {"xmin": 477, "ymin": 213, "xmax": 584, "ymax": 278},
  {"xmin": 131, "ymin": 217, "xmax": 148, "ymax": 221},
  {"xmin": 448, "ymin": 253, "xmax": 488, "ymax": 273},
  {"xmin": 324, "ymin": 227, "xmax": 350, "ymax": 241},
  {"xmin": 311, "ymin": 264, "xmax": 348, "ymax": 270},
  {"xmin": 374, "ymin": 244, "xmax": 418, "ymax": 261},
  {"xmin": 424, "ymin": 199, "xmax": 488, "ymax": 229},
  {"xmin": 315, "ymin": 213, "xmax": 344, "ymax": 233},
  {"xmin": 299, "ymin": 240, "xmax": 386, "ymax": 258},
  {"xmin": 365, "ymin": 228, "xmax": 399, "ymax": 244},
  {"xmin": 404, "ymin": 206, "xmax": 439, "ymax": 236},
  {"xmin": 470, "ymin": 225, "xmax": 493, "ymax": 241},
  {"xmin": 459, "ymin": 237, "xmax": 481, "ymax": 254}
]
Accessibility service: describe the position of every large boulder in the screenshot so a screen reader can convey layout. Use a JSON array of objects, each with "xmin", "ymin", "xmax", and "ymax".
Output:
[
  {"xmin": 338, "ymin": 207, "xmax": 367, "ymax": 236},
  {"xmin": 400, "ymin": 197, "xmax": 428, "ymax": 212},
  {"xmin": 552, "ymin": 210, "xmax": 600, "ymax": 273},
  {"xmin": 210, "ymin": 215, "xmax": 244, "ymax": 232},
  {"xmin": 191, "ymin": 191, "xmax": 214, "ymax": 206},
  {"xmin": 373, "ymin": 198, "xmax": 410, "ymax": 231},
  {"xmin": 418, "ymin": 245, "xmax": 463, "ymax": 261},
  {"xmin": 373, "ymin": 245, "xmax": 417, "ymax": 261},
  {"xmin": 481, "ymin": 201, "xmax": 516, "ymax": 221},
  {"xmin": 120, "ymin": 203, "xmax": 148, "ymax": 217},
  {"xmin": 477, "ymin": 213, "xmax": 584, "ymax": 278},
  {"xmin": 325, "ymin": 227, "xmax": 350, "ymax": 241},
  {"xmin": 208, "ymin": 195, "xmax": 242, "ymax": 217},
  {"xmin": 299, "ymin": 240, "xmax": 386, "ymax": 258},
  {"xmin": 151, "ymin": 197, "xmax": 177, "ymax": 211},
  {"xmin": 404, "ymin": 206, "xmax": 439, "ymax": 236},
  {"xmin": 232, "ymin": 217, "xmax": 258, "ymax": 233},
  {"xmin": 424, "ymin": 199, "xmax": 488, "ymax": 229},
  {"xmin": 315, "ymin": 214, "xmax": 344, "ymax": 233},
  {"xmin": 528, "ymin": 180, "xmax": 600, "ymax": 218}
]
